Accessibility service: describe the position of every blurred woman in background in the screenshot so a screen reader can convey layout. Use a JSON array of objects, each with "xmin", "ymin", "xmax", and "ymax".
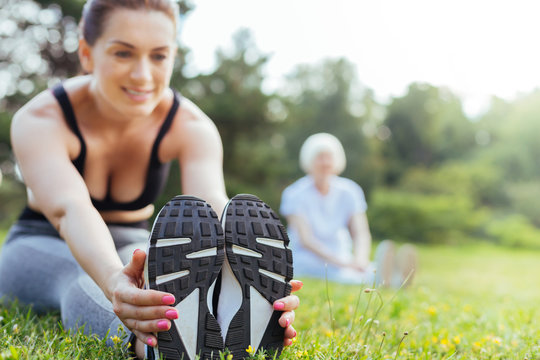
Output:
[{"xmin": 280, "ymin": 133, "xmax": 417, "ymax": 286}]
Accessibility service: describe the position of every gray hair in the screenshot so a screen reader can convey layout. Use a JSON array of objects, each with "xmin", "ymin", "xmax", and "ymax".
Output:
[{"xmin": 299, "ymin": 133, "xmax": 346, "ymax": 174}]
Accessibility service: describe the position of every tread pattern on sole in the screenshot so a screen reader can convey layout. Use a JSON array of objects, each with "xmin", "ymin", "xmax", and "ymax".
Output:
[
  {"xmin": 223, "ymin": 194, "xmax": 294, "ymax": 359},
  {"xmin": 146, "ymin": 195, "xmax": 225, "ymax": 360}
]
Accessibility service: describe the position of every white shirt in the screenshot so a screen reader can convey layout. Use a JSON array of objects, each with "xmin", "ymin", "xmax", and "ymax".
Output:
[{"xmin": 280, "ymin": 175, "xmax": 367, "ymax": 263}]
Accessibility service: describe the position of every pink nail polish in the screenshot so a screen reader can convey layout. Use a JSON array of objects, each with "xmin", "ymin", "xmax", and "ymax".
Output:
[
  {"xmin": 157, "ymin": 320, "xmax": 169, "ymax": 330},
  {"xmin": 285, "ymin": 319, "xmax": 291, "ymax": 327},
  {"xmin": 165, "ymin": 310, "xmax": 178, "ymax": 319},
  {"xmin": 162, "ymin": 295, "xmax": 175, "ymax": 304},
  {"xmin": 274, "ymin": 301, "xmax": 285, "ymax": 310},
  {"xmin": 293, "ymin": 330, "xmax": 297, "ymax": 338},
  {"xmin": 147, "ymin": 338, "xmax": 155, "ymax": 346}
]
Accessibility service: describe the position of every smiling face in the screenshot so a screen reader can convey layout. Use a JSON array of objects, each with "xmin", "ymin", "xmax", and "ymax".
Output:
[{"xmin": 79, "ymin": 8, "xmax": 177, "ymax": 118}]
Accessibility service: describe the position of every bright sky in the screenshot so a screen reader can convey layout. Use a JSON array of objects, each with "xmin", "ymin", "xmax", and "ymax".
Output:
[{"xmin": 181, "ymin": 0, "xmax": 540, "ymax": 116}]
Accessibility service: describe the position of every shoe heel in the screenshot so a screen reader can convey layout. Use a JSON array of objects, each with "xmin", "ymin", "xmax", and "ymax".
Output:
[
  {"xmin": 146, "ymin": 195, "xmax": 225, "ymax": 360},
  {"xmin": 222, "ymin": 194, "xmax": 293, "ymax": 359}
]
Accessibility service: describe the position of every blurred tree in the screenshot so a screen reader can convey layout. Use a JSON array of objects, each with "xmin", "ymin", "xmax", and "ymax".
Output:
[
  {"xmin": 382, "ymin": 83, "xmax": 475, "ymax": 184},
  {"xmin": 159, "ymin": 29, "xmax": 288, "ymax": 209},
  {"xmin": 476, "ymin": 90, "xmax": 540, "ymax": 181},
  {"xmin": 277, "ymin": 58, "xmax": 384, "ymax": 197}
]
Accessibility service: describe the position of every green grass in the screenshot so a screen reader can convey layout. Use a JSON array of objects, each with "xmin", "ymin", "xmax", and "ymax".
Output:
[
  {"xmin": 2, "ymin": 243, "xmax": 540, "ymax": 359},
  {"xmin": 280, "ymin": 243, "xmax": 540, "ymax": 359}
]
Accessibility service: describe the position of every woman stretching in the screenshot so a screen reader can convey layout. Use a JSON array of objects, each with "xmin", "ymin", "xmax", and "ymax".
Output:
[{"xmin": 0, "ymin": 0, "xmax": 300, "ymax": 359}]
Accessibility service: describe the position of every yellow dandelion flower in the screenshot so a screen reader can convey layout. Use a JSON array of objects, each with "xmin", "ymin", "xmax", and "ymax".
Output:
[
  {"xmin": 473, "ymin": 341, "xmax": 482, "ymax": 349},
  {"xmin": 453, "ymin": 335, "xmax": 461, "ymax": 345},
  {"xmin": 431, "ymin": 336, "xmax": 438, "ymax": 343},
  {"xmin": 324, "ymin": 330, "xmax": 333, "ymax": 337},
  {"xmin": 492, "ymin": 337, "xmax": 502, "ymax": 345},
  {"xmin": 440, "ymin": 338, "xmax": 449, "ymax": 345},
  {"xmin": 246, "ymin": 345, "xmax": 255, "ymax": 356},
  {"xmin": 427, "ymin": 306, "xmax": 437, "ymax": 316},
  {"xmin": 110, "ymin": 335, "xmax": 122, "ymax": 345},
  {"xmin": 463, "ymin": 304, "xmax": 472, "ymax": 312}
]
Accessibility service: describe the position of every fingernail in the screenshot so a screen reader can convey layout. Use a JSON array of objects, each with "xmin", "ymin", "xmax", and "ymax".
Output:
[
  {"xmin": 285, "ymin": 338, "xmax": 293, "ymax": 347},
  {"xmin": 157, "ymin": 320, "xmax": 169, "ymax": 330},
  {"xmin": 162, "ymin": 295, "xmax": 175, "ymax": 304},
  {"xmin": 165, "ymin": 310, "xmax": 178, "ymax": 319},
  {"xmin": 147, "ymin": 338, "xmax": 155, "ymax": 346},
  {"xmin": 293, "ymin": 330, "xmax": 297, "ymax": 338},
  {"xmin": 274, "ymin": 301, "xmax": 285, "ymax": 310},
  {"xmin": 285, "ymin": 319, "xmax": 291, "ymax": 327},
  {"xmin": 133, "ymin": 249, "xmax": 141, "ymax": 255}
]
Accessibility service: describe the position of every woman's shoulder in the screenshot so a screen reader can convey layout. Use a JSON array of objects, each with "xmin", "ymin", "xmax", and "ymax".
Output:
[
  {"xmin": 14, "ymin": 76, "xmax": 90, "ymax": 124},
  {"xmin": 283, "ymin": 176, "xmax": 312, "ymax": 197},
  {"xmin": 13, "ymin": 85, "xmax": 63, "ymax": 128},
  {"xmin": 173, "ymin": 95, "xmax": 212, "ymax": 126},
  {"xmin": 333, "ymin": 176, "xmax": 364, "ymax": 194},
  {"xmin": 163, "ymin": 94, "xmax": 223, "ymax": 156},
  {"xmin": 11, "ymin": 81, "xmax": 84, "ymax": 154}
]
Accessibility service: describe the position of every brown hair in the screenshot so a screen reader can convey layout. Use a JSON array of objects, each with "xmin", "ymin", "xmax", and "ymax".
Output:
[{"xmin": 80, "ymin": 0, "xmax": 179, "ymax": 45}]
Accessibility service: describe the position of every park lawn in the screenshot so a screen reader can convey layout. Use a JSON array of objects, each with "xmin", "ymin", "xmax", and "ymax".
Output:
[
  {"xmin": 1, "ymin": 242, "xmax": 540, "ymax": 359},
  {"xmin": 283, "ymin": 243, "xmax": 540, "ymax": 359}
]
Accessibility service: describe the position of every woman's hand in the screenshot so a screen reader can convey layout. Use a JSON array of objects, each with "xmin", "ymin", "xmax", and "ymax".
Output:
[
  {"xmin": 109, "ymin": 249, "xmax": 179, "ymax": 347},
  {"xmin": 273, "ymin": 279, "xmax": 303, "ymax": 346}
]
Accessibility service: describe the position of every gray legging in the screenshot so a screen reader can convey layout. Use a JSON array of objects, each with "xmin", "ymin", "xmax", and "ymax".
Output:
[{"xmin": 0, "ymin": 219, "xmax": 148, "ymax": 347}]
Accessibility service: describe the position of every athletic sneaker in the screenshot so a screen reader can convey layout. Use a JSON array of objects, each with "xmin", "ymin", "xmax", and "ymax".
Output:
[
  {"xmin": 217, "ymin": 194, "xmax": 294, "ymax": 359},
  {"xmin": 144, "ymin": 196, "xmax": 225, "ymax": 360}
]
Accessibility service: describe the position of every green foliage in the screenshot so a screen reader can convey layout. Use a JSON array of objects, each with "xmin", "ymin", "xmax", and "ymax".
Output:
[
  {"xmin": 504, "ymin": 182, "xmax": 540, "ymax": 227},
  {"xmin": 399, "ymin": 162, "xmax": 504, "ymax": 206},
  {"xmin": 177, "ymin": 30, "xmax": 291, "ymax": 204},
  {"xmin": 368, "ymin": 189, "xmax": 486, "ymax": 244},
  {"xmin": 382, "ymin": 83, "xmax": 475, "ymax": 183},
  {"xmin": 476, "ymin": 90, "xmax": 540, "ymax": 181},
  {"xmin": 0, "ymin": 177, "xmax": 25, "ymax": 228},
  {"xmin": 485, "ymin": 214, "xmax": 540, "ymax": 248}
]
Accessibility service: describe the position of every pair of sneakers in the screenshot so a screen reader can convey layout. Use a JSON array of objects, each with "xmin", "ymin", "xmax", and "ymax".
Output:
[{"xmin": 143, "ymin": 194, "xmax": 294, "ymax": 360}]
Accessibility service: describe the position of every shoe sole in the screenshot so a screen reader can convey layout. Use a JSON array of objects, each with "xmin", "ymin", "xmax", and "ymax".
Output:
[
  {"xmin": 145, "ymin": 196, "xmax": 225, "ymax": 360},
  {"xmin": 222, "ymin": 194, "xmax": 293, "ymax": 359}
]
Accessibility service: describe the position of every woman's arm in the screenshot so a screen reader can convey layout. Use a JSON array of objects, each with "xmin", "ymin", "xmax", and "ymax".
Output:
[
  {"xmin": 348, "ymin": 212, "xmax": 372, "ymax": 270},
  {"xmin": 286, "ymin": 214, "xmax": 353, "ymax": 268},
  {"xmin": 11, "ymin": 93, "xmax": 177, "ymax": 346},
  {"xmin": 173, "ymin": 98, "xmax": 229, "ymax": 215}
]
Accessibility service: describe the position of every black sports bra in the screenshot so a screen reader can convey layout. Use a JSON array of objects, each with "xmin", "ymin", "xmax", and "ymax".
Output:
[{"xmin": 51, "ymin": 84, "xmax": 179, "ymax": 211}]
